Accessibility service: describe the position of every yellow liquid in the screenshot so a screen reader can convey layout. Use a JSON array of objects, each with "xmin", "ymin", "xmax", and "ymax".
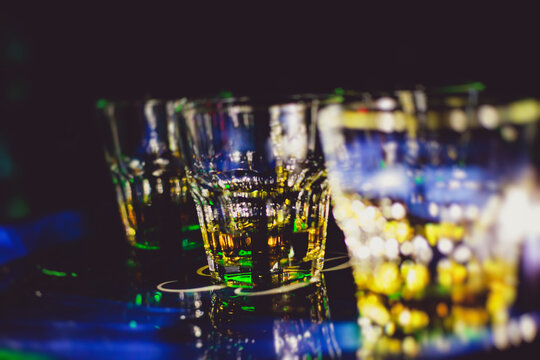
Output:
[
  {"xmin": 113, "ymin": 172, "xmax": 198, "ymax": 250},
  {"xmin": 333, "ymin": 193, "xmax": 518, "ymax": 358},
  {"xmin": 189, "ymin": 166, "xmax": 330, "ymax": 287},
  {"xmin": 198, "ymin": 216, "xmax": 328, "ymax": 287},
  {"xmin": 203, "ymin": 224, "xmax": 325, "ymax": 263}
]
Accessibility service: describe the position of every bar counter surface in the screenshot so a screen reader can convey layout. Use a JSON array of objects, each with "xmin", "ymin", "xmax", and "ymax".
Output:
[{"xmin": 0, "ymin": 213, "xmax": 538, "ymax": 360}]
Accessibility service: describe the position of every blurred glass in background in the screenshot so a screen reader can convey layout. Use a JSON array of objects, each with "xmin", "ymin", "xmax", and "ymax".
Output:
[
  {"xmin": 97, "ymin": 99, "xmax": 201, "ymax": 253},
  {"xmin": 318, "ymin": 87, "xmax": 540, "ymax": 358}
]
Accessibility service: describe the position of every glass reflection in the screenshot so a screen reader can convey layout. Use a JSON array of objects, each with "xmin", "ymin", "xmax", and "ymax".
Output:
[{"xmin": 203, "ymin": 278, "xmax": 341, "ymax": 359}]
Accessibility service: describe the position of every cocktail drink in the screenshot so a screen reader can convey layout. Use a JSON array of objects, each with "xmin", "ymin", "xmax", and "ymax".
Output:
[
  {"xmin": 318, "ymin": 90, "xmax": 535, "ymax": 357},
  {"xmin": 176, "ymin": 96, "xmax": 330, "ymax": 288}
]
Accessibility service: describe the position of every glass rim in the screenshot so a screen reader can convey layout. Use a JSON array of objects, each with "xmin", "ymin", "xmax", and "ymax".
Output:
[
  {"xmin": 96, "ymin": 98, "xmax": 172, "ymax": 111},
  {"xmin": 321, "ymin": 91, "xmax": 540, "ymax": 131},
  {"xmin": 175, "ymin": 93, "xmax": 344, "ymax": 113}
]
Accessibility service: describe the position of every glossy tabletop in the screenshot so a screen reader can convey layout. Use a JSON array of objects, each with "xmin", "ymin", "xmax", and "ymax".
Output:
[{"xmin": 0, "ymin": 215, "xmax": 539, "ymax": 359}]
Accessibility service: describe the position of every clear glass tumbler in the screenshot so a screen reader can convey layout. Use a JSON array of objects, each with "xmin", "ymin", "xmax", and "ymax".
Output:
[
  {"xmin": 318, "ymin": 89, "xmax": 537, "ymax": 357},
  {"xmin": 98, "ymin": 99, "xmax": 200, "ymax": 252},
  {"xmin": 175, "ymin": 95, "xmax": 330, "ymax": 288}
]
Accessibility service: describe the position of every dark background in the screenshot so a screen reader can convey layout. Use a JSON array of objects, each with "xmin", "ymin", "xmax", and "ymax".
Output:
[{"xmin": 2, "ymin": 6, "xmax": 539, "ymax": 251}]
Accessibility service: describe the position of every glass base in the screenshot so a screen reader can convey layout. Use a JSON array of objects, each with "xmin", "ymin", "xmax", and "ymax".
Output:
[{"xmin": 207, "ymin": 255, "xmax": 324, "ymax": 289}]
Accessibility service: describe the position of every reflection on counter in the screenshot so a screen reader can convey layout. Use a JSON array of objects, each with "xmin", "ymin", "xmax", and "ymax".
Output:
[
  {"xmin": 0, "ymin": 240, "xmax": 539, "ymax": 359},
  {"xmin": 204, "ymin": 278, "xmax": 341, "ymax": 359}
]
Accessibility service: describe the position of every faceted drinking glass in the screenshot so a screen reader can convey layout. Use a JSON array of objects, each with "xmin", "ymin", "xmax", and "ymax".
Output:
[
  {"xmin": 175, "ymin": 95, "xmax": 330, "ymax": 288},
  {"xmin": 98, "ymin": 99, "xmax": 200, "ymax": 252},
  {"xmin": 318, "ymin": 89, "xmax": 536, "ymax": 357}
]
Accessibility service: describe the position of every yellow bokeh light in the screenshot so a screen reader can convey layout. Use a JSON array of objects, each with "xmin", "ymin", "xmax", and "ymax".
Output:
[
  {"xmin": 371, "ymin": 262, "xmax": 402, "ymax": 295},
  {"xmin": 384, "ymin": 221, "xmax": 413, "ymax": 243},
  {"xmin": 451, "ymin": 263, "xmax": 468, "ymax": 285},
  {"xmin": 358, "ymin": 294, "xmax": 391, "ymax": 326},
  {"xmin": 404, "ymin": 263, "xmax": 430, "ymax": 294}
]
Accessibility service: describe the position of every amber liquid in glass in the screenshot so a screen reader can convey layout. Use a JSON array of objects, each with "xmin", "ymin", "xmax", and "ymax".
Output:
[
  {"xmin": 333, "ymin": 193, "xmax": 517, "ymax": 358},
  {"xmin": 190, "ymin": 168, "xmax": 329, "ymax": 288}
]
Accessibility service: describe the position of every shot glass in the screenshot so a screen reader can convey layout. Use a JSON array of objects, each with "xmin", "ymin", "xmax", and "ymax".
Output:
[
  {"xmin": 98, "ymin": 99, "xmax": 200, "ymax": 252},
  {"xmin": 318, "ymin": 89, "xmax": 537, "ymax": 357},
  {"xmin": 175, "ymin": 95, "xmax": 330, "ymax": 288}
]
